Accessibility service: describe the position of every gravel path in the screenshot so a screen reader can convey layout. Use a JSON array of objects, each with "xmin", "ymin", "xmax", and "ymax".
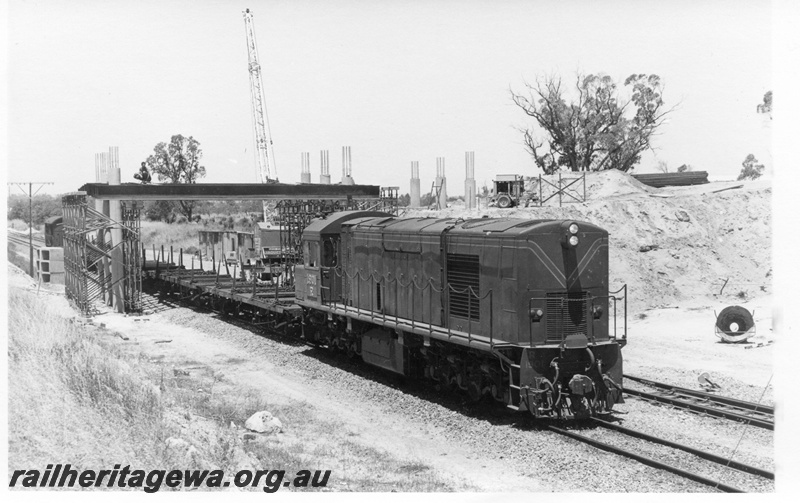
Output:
[{"xmin": 133, "ymin": 293, "xmax": 774, "ymax": 493}]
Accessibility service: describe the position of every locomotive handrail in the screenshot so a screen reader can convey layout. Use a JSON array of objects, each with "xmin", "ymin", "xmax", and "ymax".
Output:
[
  {"xmin": 321, "ymin": 261, "xmax": 495, "ymax": 344},
  {"xmin": 606, "ymin": 284, "xmax": 628, "ymax": 342}
]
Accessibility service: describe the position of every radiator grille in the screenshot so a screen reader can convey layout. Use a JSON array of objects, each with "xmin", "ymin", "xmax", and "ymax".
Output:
[
  {"xmin": 447, "ymin": 253, "xmax": 480, "ymax": 321},
  {"xmin": 546, "ymin": 292, "xmax": 588, "ymax": 342}
]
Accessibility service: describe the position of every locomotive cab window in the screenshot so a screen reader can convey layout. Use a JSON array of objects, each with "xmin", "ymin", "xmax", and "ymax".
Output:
[
  {"xmin": 304, "ymin": 241, "xmax": 319, "ymax": 267},
  {"xmin": 323, "ymin": 238, "xmax": 337, "ymax": 267}
]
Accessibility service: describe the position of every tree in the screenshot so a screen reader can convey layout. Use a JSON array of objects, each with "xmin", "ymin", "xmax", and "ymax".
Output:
[
  {"xmin": 655, "ymin": 159, "xmax": 669, "ymax": 173},
  {"xmin": 7, "ymin": 194, "xmax": 62, "ymax": 225},
  {"xmin": 511, "ymin": 73, "xmax": 672, "ymax": 174},
  {"xmin": 737, "ymin": 154, "xmax": 764, "ymax": 181},
  {"xmin": 757, "ymin": 91, "xmax": 772, "ymax": 115},
  {"xmin": 143, "ymin": 200, "xmax": 176, "ymax": 222},
  {"xmin": 144, "ymin": 134, "xmax": 206, "ymax": 221}
]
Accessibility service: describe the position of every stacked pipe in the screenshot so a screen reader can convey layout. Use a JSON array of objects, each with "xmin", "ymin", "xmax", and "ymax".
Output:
[{"xmin": 631, "ymin": 171, "xmax": 709, "ymax": 188}]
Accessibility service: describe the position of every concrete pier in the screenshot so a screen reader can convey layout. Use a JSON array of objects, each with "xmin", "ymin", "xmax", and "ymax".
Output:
[
  {"xmin": 410, "ymin": 161, "xmax": 421, "ymax": 207},
  {"xmin": 300, "ymin": 152, "xmax": 311, "ymax": 183},
  {"xmin": 320, "ymin": 150, "xmax": 331, "ymax": 184},
  {"xmin": 435, "ymin": 157, "xmax": 447, "ymax": 209},
  {"xmin": 465, "ymin": 151, "xmax": 476, "ymax": 210}
]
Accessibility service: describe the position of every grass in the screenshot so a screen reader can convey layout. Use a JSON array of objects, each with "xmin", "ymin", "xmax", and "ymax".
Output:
[
  {"xmin": 8, "ymin": 287, "xmax": 171, "ymax": 472},
  {"xmin": 8, "ymin": 219, "xmax": 43, "ymax": 232},
  {"xmin": 7, "ymin": 276, "xmax": 464, "ymax": 492},
  {"xmin": 140, "ymin": 221, "xmax": 200, "ymax": 251}
]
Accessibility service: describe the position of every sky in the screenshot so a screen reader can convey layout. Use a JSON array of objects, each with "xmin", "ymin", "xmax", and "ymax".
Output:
[{"xmin": 5, "ymin": 0, "xmax": 776, "ymax": 195}]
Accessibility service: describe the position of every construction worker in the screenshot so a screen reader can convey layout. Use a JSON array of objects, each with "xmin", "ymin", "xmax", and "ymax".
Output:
[{"xmin": 134, "ymin": 162, "xmax": 152, "ymax": 184}]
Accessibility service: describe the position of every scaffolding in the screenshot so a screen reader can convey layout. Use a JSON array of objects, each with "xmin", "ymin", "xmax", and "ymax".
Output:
[
  {"xmin": 276, "ymin": 192, "xmax": 399, "ymax": 269},
  {"xmin": 64, "ymin": 181, "xmax": 385, "ymax": 314},
  {"xmin": 62, "ymin": 193, "xmax": 142, "ymax": 315}
]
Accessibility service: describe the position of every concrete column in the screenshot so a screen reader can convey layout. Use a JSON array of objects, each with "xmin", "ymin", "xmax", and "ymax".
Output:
[
  {"xmin": 300, "ymin": 152, "xmax": 311, "ymax": 183},
  {"xmin": 341, "ymin": 146, "xmax": 355, "ymax": 185},
  {"xmin": 320, "ymin": 150, "xmax": 331, "ymax": 184},
  {"xmin": 94, "ymin": 152, "xmax": 109, "ymax": 304},
  {"xmin": 108, "ymin": 146, "xmax": 125, "ymax": 313},
  {"xmin": 409, "ymin": 161, "xmax": 421, "ymax": 207},
  {"xmin": 465, "ymin": 151, "xmax": 476, "ymax": 210},
  {"xmin": 435, "ymin": 157, "xmax": 447, "ymax": 209}
]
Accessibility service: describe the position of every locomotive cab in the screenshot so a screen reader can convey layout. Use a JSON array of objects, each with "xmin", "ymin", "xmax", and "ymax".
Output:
[{"xmin": 295, "ymin": 211, "xmax": 391, "ymax": 304}]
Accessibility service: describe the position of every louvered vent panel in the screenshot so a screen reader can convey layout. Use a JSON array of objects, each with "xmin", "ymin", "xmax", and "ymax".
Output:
[
  {"xmin": 447, "ymin": 253, "xmax": 480, "ymax": 321},
  {"xmin": 546, "ymin": 292, "xmax": 588, "ymax": 342}
]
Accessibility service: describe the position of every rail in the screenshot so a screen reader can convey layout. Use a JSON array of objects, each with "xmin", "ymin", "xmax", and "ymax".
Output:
[
  {"xmin": 546, "ymin": 424, "xmax": 746, "ymax": 492},
  {"xmin": 623, "ymin": 374, "xmax": 773, "ymax": 414},
  {"xmin": 591, "ymin": 418, "xmax": 773, "ymax": 480},
  {"xmin": 623, "ymin": 387, "xmax": 773, "ymax": 430}
]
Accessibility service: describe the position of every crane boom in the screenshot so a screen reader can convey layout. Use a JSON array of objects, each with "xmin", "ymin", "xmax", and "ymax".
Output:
[{"xmin": 243, "ymin": 8, "xmax": 278, "ymax": 183}]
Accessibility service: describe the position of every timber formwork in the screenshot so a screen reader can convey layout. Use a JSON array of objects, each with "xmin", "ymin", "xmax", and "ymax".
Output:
[{"xmin": 62, "ymin": 193, "xmax": 142, "ymax": 315}]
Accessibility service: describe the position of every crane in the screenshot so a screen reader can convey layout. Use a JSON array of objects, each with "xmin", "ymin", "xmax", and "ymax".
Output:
[{"xmin": 243, "ymin": 8, "xmax": 278, "ymax": 185}]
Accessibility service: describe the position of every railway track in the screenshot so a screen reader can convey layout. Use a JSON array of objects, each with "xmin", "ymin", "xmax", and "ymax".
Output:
[
  {"xmin": 622, "ymin": 374, "xmax": 774, "ymax": 430},
  {"xmin": 547, "ymin": 417, "xmax": 774, "ymax": 493},
  {"xmin": 7, "ymin": 230, "xmax": 45, "ymax": 249}
]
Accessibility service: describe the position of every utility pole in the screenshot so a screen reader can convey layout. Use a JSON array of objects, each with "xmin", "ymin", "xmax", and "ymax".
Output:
[{"xmin": 8, "ymin": 182, "xmax": 54, "ymax": 277}]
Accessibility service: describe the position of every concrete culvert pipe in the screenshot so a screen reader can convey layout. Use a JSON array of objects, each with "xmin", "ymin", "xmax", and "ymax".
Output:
[{"xmin": 715, "ymin": 305, "xmax": 755, "ymax": 343}]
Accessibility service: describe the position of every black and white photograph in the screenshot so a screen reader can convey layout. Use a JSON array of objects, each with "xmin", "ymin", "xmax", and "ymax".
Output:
[{"xmin": 3, "ymin": 0, "xmax": 798, "ymax": 496}]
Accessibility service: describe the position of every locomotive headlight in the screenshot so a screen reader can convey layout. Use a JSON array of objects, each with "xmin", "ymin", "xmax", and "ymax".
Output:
[
  {"xmin": 569, "ymin": 223, "xmax": 579, "ymax": 235},
  {"xmin": 569, "ymin": 235, "xmax": 579, "ymax": 247},
  {"xmin": 592, "ymin": 304, "xmax": 603, "ymax": 319},
  {"xmin": 529, "ymin": 307, "xmax": 544, "ymax": 322}
]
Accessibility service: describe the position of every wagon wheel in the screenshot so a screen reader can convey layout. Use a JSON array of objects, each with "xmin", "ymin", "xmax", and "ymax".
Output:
[{"xmin": 496, "ymin": 194, "xmax": 513, "ymax": 208}]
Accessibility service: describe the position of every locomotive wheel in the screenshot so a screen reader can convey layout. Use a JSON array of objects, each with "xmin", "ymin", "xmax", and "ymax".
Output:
[
  {"xmin": 437, "ymin": 366, "xmax": 454, "ymax": 391},
  {"xmin": 467, "ymin": 380, "xmax": 482, "ymax": 402}
]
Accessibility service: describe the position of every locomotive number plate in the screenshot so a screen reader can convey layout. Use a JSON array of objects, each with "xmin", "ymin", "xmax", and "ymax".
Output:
[{"xmin": 307, "ymin": 274, "xmax": 317, "ymax": 298}]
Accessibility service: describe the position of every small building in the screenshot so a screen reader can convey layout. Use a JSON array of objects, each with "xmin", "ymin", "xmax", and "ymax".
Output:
[{"xmin": 198, "ymin": 230, "xmax": 255, "ymax": 261}]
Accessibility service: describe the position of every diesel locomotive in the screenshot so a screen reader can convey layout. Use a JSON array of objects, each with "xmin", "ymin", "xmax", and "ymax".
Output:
[{"xmin": 293, "ymin": 211, "xmax": 627, "ymax": 419}]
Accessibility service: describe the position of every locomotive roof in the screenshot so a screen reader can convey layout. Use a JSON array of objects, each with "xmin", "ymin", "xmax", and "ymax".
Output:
[
  {"xmin": 343, "ymin": 216, "xmax": 607, "ymax": 236},
  {"xmin": 303, "ymin": 210, "xmax": 392, "ymax": 238}
]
